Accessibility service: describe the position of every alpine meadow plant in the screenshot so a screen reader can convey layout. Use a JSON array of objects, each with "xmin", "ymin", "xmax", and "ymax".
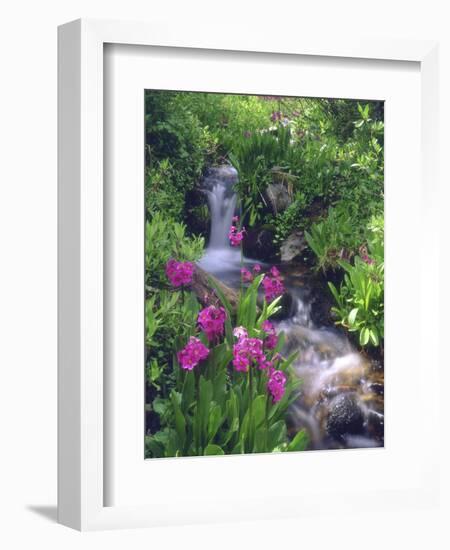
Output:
[
  {"xmin": 145, "ymin": 245, "xmax": 309, "ymax": 458},
  {"xmin": 328, "ymin": 215, "xmax": 384, "ymax": 348},
  {"xmin": 145, "ymin": 212, "xmax": 204, "ymax": 290}
]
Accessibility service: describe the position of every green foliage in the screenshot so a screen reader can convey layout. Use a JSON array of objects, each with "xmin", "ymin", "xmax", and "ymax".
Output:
[
  {"xmin": 143, "ymin": 92, "xmax": 385, "ymax": 458},
  {"xmin": 304, "ymin": 204, "xmax": 363, "ymax": 272},
  {"xmin": 145, "ymin": 212, "xmax": 204, "ymax": 289},
  {"xmin": 145, "ymin": 276, "xmax": 309, "ymax": 458},
  {"xmin": 273, "ymin": 193, "xmax": 307, "ymax": 243},
  {"xmin": 328, "ymin": 216, "xmax": 384, "ymax": 347},
  {"xmin": 145, "ymin": 213, "xmax": 204, "ymax": 394},
  {"xmin": 146, "ymin": 290, "xmax": 201, "ymax": 391},
  {"xmin": 145, "ymin": 91, "xmax": 216, "ymax": 222},
  {"xmin": 180, "ymin": 93, "xmax": 276, "ymax": 153},
  {"xmin": 229, "ymin": 126, "xmax": 294, "ymax": 226},
  {"xmin": 227, "ymin": 100, "xmax": 383, "ymax": 236}
]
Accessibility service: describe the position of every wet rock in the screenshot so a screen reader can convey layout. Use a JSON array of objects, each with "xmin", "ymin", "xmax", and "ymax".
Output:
[
  {"xmin": 243, "ymin": 227, "xmax": 277, "ymax": 261},
  {"xmin": 367, "ymin": 409, "xmax": 384, "ymax": 441},
  {"xmin": 367, "ymin": 382, "xmax": 384, "ymax": 396},
  {"xmin": 326, "ymin": 393, "xmax": 365, "ymax": 440},
  {"xmin": 185, "ymin": 187, "xmax": 211, "ymax": 238},
  {"xmin": 265, "ymin": 183, "xmax": 292, "ymax": 214},
  {"xmin": 280, "ymin": 231, "xmax": 307, "ymax": 262}
]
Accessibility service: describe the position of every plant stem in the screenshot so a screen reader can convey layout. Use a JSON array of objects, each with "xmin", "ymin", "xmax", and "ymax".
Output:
[
  {"xmin": 248, "ymin": 367, "xmax": 253, "ymax": 452},
  {"xmin": 264, "ymin": 393, "xmax": 270, "ymax": 452}
]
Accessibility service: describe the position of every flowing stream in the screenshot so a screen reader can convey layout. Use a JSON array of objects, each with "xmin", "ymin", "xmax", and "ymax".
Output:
[{"xmin": 198, "ymin": 165, "xmax": 384, "ymax": 450}]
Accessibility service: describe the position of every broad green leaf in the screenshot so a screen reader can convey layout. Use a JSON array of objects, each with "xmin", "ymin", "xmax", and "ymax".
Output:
[
  {"xmin": 204, "ymin": 444, "xmax": 225, "ymax": 456},
  {"xmin": 360, "ymin": 327, "xmax": 370, "ymax": 346},
  {"xmin": 267, "ymin": 420, "xmax": 286, "ymax": 450},
  {"xmin": 207, "ymin": 403, "xmax": 224, "ymax": 442},
  {"xmin": 286, "ymin": 429, "xmax": 309, "ymax": 452},
  {"xmin": 348, "ymin": 307, "xmax": 359, "ymax": 326}
]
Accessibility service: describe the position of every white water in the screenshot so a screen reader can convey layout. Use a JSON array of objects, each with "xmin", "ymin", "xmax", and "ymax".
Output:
[
  {"xmin": 197, "ymin": 165, "xmax": 384, "ymax": 449},
  {"xmin": 198, "ymin": 165, "xmax": 252, "ymax": 284}
]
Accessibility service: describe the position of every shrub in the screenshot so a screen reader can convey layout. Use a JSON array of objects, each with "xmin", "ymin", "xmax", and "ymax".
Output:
[
  {"xmin": 328, "ymin": 216, "xmax": 384, "ymax": 347},
  {"xmin": 304, "ymin": 204, "xmax": 363, "ymax": 272},
  {"xmin": 146, "ymin": 290, "xmax": 201, "ymax": 393},
  {"xmin": 145, "ymin": 212, "xmax": 204, "ymax": 290},
  {"xmin": 145, "ymin": 91, "xmax": 216, "ymax": 222},
  {"xmin": 145, "ymin": 214, "xmax": 205, "ymax": 391},
  {"xmin": 273, "ymin": 193, "xmax": 307, "ymax": 244}
]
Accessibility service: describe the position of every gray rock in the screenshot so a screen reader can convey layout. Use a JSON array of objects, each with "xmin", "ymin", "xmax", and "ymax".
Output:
[
  {"xmin": 243, "ymin": 227, "xmax": 277, "ymax": 261},
  {"xmin": 280, "ymin": 231, "xmax": 306, "ymax": 262},
  {"xmin": 326, "ymin": 393, "xmax": 365, "ymax": 440},
  {"xmin": 265, "ymin": 183, "xmax": 292, "ymax": 214}
]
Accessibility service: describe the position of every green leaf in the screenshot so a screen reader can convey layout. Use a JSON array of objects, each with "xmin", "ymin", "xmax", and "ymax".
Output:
[
  {"xmin": 369, "ymin": 327, "xmax": 379, "ymax": 346},
  {"xmin": 207, "ymin": 403, "xmax": 223, "ymax": 442},
  {"xmin": 267, "ymin": 420, "xmax": 286, "ymax": 450},
  {"xmin": 360, "ymin": 327, "xmax": 370, "ymax": 346},
  {"xmin": 204, "ymin": 444, "xmax": 225, "ymax": 456},
  {"xmin": 181, "ymin": 372, "xmax": 195, "ymax": 414},
  {"xmin": 348, "ymin": 307, "xmax": 359, "ymax": 326},
  {"xmin": 170, "ymin": 391, "xmax": 186, "ymax": 451},
  {"xmin": 286, "ymin": 429, "xmax": 309, "ymax": 452}
]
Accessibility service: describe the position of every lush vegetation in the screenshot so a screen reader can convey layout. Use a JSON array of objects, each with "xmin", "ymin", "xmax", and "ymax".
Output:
[
  {"xmin": 144, "ymin": 91, "xmax": 384, "ymax": 457},
  {"xmin": 146, "ymin": 272, "xmax": 308, "ymax": 457}
]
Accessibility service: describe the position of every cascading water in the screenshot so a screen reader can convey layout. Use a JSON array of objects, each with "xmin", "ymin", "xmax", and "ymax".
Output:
[
  {"xmin": 198, "ymin": 166, "xmax": 245, "ymax": 285},
  {"xmin": 197, "ymin": 165, "xmax": 384, "ymax": 450},
  {"xmin": 278, "ymin": 287, "xmax": 384, "ymax": 449}
]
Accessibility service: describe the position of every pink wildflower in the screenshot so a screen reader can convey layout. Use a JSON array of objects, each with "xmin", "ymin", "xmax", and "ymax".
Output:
[
  {"xmin": 232, "ymin": 215, "xmax": 239, "ymax": 223},
  {"xmin": 177, "ymin": 337, "xmax": 209, "ymax": 371},
  {"xmin": 262, "ymin": 320, "xmax": 278, "ymax": 350},
  {"xmin": 270, "ymin": 266, "xmax": 281, "ymax": 278},
  {"xmin": 233, "ymin": 326, "xmax": 248, "ymax": 340},
  {"xmin": 232, "ymin": 337, "xmax": 266, "ymax": 372},
  {"xmin": 165, "ymin": 259, "xmax": 195, "ymax": 287},
  {"xmin": 197, "ymin": 306, "xmax": 226, "ymax": 342},
  {"xmin": 259, "ymin": 358, "xmax": 273, "ymax": 371},
  {"xmin": 253, "ymin": 264, "xmax": 262, "ymax": 274},
  {"xmin": 267, "ymin": 369, "xmax": 287, "ymax": 403},
  {"xmin": 262, "ymin": 274, "xmax": 284, "ymax": 302},
  {"xmin": 228, "ymin": 224, "xmax": 245, "ymax": 247},
  {"xmin": 241, "ymin": 267, "xmax": 253, "ymax": 283}
]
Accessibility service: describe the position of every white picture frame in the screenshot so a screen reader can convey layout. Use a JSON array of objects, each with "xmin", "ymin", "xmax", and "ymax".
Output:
[{"xmin": 58, "ymin": 18, "xmax": 440, "ymax": 531}]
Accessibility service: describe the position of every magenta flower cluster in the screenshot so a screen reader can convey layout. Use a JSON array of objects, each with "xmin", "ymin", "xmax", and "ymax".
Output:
[
  {"xmin": 228, "ymin": 217, "xmax": 246, "ymax": 247},
  {"xmin": 177, "ymin": 336, "xmax": 209, "ymax": 371},
  {"xmin": 240, "ymin": 263, "xmax": 261, "ymax": 283},
  {"xmin": 231, "ymin": 321, "xmax": 279, "ymax": 373},
  {"xmin": 262, "ymin": 320, "xmax": 278, "ymax": 350},
  {"xmin": 197, "ymin": 305, "xmax": 226, "ymax": 342},
  {"xmin": 267, "ymin": 368, "xmax": 287, "ymax": 403},
  {"xmin": 262, "ymin": 266, "xmax": 285, "ymax": 302},
  {"xmin": 165, "ymin": 259, "xmax": 195, "ymax": 287},
  {"xmin": 232, "ymin": 335, "xmax": 266, "ymax": 372}
]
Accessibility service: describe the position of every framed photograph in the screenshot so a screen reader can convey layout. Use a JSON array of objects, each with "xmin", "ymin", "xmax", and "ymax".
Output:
[{"xmin": 58, "ymin": 19, "xmax": 440, "ymax": 530}]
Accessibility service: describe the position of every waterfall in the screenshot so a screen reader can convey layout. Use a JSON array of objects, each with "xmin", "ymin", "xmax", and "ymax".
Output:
[
  {"xmin": 197, "ymin": 165, "xmax": 244, "ymax": 285},
  {"xmin": 203, "ymin": 166, "xmax": 238, "ymax": 250}
]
